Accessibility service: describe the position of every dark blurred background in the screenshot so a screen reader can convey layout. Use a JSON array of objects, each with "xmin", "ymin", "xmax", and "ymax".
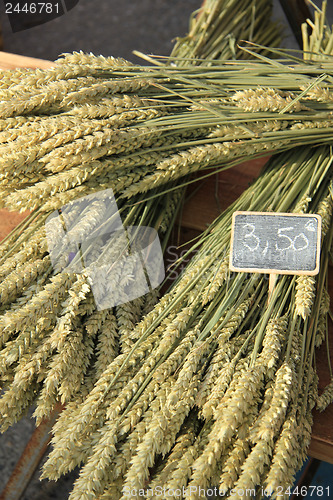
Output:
[
  {"xmin": 0, "ymin": 0, "xmax": 202, "ymax": 62},
  {"xmin": 1, "ymin": 0, "xmax": 331, "ymax": 63},
  {"xmin": 0, "ymin": 1, "xmax": 332, "ymax": 62}
]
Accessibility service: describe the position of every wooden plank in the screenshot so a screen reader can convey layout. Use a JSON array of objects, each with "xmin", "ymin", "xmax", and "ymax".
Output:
[
  {"xmin": 0, "ymin": 51, "xmax": 53, "ymax": 70},
  {"xmin": 0, "ymin": 404, "xmax": 63, "ymax": 500},
  {"xmin": 180, "ymin": 157, "xmax": 267, "ymax": 230},
  {"xmin": 309, "ymin": 266, "xmax": 333, "ymax": 464},
  {"xmin": 0, "ymin": 210, "xmax": 30, "ymax": 241}
]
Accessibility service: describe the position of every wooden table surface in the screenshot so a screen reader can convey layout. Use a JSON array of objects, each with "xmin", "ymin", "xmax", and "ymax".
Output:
[{"xmin": 0, "ymin": 51, "xmax": 332, "ymax": 464}]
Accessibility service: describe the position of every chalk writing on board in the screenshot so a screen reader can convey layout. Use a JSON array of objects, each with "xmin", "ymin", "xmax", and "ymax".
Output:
[{"xmin": 230, "ymin": 212, "xmax": 321, "ymax": 275}]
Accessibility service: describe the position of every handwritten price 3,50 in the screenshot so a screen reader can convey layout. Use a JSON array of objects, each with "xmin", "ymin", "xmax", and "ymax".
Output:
[{"xmin": 242, "ymin": 220, "xmax": 315, "ymax": 254}]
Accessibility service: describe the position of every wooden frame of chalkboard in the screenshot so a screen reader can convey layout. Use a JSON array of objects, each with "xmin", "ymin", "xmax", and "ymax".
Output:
[{"xmin": 229, "ymin": 211, "xmax": 322, "ymax": 276}]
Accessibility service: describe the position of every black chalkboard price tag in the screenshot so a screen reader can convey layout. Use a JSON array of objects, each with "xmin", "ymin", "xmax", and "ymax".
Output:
[{"xmin": 230, "ymin": 211, "xmax": 322, "ymax": 300}]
